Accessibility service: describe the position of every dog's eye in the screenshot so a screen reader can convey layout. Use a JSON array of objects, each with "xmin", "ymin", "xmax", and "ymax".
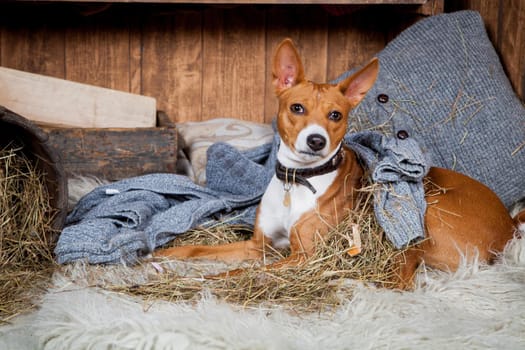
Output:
[
  {"xmin": 290, "ymin": 103, "xmax": 305, "ymax": 115},
  {"xmin": 328, "ymin": 111, "xmax": 342, "ymax": 121}
]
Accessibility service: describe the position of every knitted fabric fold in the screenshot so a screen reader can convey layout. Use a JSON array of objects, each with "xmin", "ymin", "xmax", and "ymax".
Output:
[
  {"xmin": 56, "ymin": 141, "xmax": 277, "ymax": 264},
  {"xmin": 345, "ymin": 131, "xmax": 430, "ymax": 248}
]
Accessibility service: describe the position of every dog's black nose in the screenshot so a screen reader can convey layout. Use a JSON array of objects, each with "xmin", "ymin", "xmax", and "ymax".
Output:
[{"xmin": 307, "ymin": 134, "xmax": 326, "ymax": 152}]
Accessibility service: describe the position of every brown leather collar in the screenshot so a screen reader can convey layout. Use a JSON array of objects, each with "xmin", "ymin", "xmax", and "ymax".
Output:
[{"xmin": 275, "ymin": 145, "xmax": 344, "ymax": 194}]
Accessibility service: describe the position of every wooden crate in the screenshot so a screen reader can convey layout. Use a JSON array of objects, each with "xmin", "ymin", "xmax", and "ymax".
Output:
[{"xmin": 43, "ymin": 112, "xmax": 177, "ymax": 181}]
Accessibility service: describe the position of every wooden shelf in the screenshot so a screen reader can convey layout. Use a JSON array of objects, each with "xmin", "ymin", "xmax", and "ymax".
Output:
[
  {"xmin": 5, "ymin": 0, "xmax": 442, "ymax": 16},
  {"xmin": 10, "ymin": 0, "xmax": 430, "ymax": 4}
]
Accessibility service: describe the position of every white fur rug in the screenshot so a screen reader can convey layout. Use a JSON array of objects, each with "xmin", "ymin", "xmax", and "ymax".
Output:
[
  {"xmin": 0, "ymin": 234, "xmax": 523, "ymax": 350},
  {"xmin": 1, "ymin": 176, "xmax": 524, "ymax": 350}
]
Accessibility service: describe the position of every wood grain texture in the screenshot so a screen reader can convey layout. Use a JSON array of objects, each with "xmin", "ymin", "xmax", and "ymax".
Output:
[
  {"xmin": 129, "ymin": 14, "xmax": 144, "ymax": 95},
  {"xmin": 202, "ymin": 6, "xmax": 266, "ymax": 122},
  {"xmin": 64, "ymin": 16, "xmax": 132, "ymax": 91},
  {"xmin": 498, "ymin": 0, "xmax": 524, "ymax": 99},
  {"xmin": 0, "ymin": 17, "xmax": 66, "ymax": 78},
  {"xmin": 142, "ymin": 9, "xmax": 203, "ymax": 122},
  {"xmin": 417, "ymin": 0, "xmax": 443, "ymax": 15},
  {"xmin": 327, "ymin": 7, "xmax": 386, "ymax": 81},
  {"xmin": 0, "ymin": 66, "xmax": 157, "ymax": 128},
  {"xmin": 45, "ymin": 126, "xmax": 178, "ymax": 180}
]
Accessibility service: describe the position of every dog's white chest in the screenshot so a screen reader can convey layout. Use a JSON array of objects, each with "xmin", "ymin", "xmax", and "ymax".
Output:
[{"xmin": 256, "ymin": 172, "xmax": 337, "ymax": 248}]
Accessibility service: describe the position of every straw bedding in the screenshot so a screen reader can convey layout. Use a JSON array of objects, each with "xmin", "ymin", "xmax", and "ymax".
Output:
[
  {"xmin": 0, "ymin": 145, "xmax": 57, "ymax": 323},
  {"xmin": 1, "ymin": 175, "xmax": 524, "ymax": 349},
  {"xmin": 0, "ymin": 145, "xmax": 523, "ymax": 348},
  {"xmin": 106, "ymin": 186, "xmax": 409, "ymax": 312},
  {"xmin": 0, "ymin": 133, "xmax": 414, "ymax": 321},
  {"xmin": 2, "ymin": 161, "xmax": 408, "ymax": 320}
]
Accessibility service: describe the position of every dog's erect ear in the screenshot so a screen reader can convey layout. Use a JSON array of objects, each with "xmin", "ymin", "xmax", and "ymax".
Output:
[
  {"xmin": 338, "ymin": 58, "xmax": 379, "ymax": 108},
  {"xmin": 272, "ymin": 38, "xmax": 305, "ymax": 94}
]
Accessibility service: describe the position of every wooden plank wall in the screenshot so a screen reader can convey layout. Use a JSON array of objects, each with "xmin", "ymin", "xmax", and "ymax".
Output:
[
  {"xmin": 0, "ymin": 3, "xmax": 426, "ymax": 124},
  {"xmin": 0, "ymin": 2, "xmax": 522, "ymax": 126}
]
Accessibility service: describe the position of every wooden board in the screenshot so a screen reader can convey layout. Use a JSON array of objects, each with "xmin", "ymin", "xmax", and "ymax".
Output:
[
  {"xmin": 43, "ymin": 115, "xmax": 177, "ymax": 180},
  {"xmin": 201, "ymin": 6, "xmax": 266, "ymax": 122},
  {"xmin": 498, "ymin": 0, "xmax": 525, "ymax": 99},
  {"xmin": 0, "ymin": 66, "xmax": 157, "ymax": 128},
  {"xmin": 64, "ymin": 15, "xmax": 136, "ymax": 93},
  {"xmin": 141, "ymin": 8, "xmax": 203, "ymax": 123},
  {"xmin": 0, "ymin": 19, "xmax": 66, "ymax": 79},
  {"xmin": 327, "ymin": 7, "xmax": 386, "ymax": 81},
  {"xmin": 10, "ymin": 0, "xmax": 431, "ymax": 3}
]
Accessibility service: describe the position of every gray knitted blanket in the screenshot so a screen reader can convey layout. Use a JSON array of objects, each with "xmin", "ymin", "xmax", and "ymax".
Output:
[
  {"xmin": 56, "ymin": 10, "xmax": 525, "ymax": 264},
  {"xmin": 56, "ymin": 140, "xmax": 277, "ymax": 264}
]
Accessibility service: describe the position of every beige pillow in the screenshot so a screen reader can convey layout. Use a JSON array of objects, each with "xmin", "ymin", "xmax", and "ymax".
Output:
[{"xmin": 176, "ymin": 118, "xmax": 274, "ymax": 185}]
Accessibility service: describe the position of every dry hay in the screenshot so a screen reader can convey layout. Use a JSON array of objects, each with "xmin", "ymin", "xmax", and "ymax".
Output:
[
  {"xmin": 111, "ymin": 187, "xmax": 410, "ymax": 313},
  {"xmin": 0, "ymin": 145, "xmax": 57, "ymax": 323}
]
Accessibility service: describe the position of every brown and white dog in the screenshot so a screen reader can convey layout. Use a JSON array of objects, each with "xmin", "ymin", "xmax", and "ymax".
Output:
[{"xmin": 155, "ymin": 39, "xmax": 517, "ymax": 288}]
